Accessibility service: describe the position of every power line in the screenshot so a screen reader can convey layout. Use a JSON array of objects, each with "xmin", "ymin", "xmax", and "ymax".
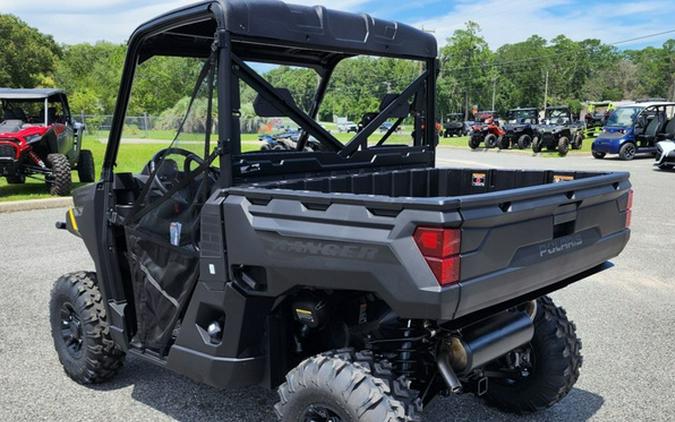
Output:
[{"xmin": 611, "ymin": 29, "xmax": 675, "ymax": 45}]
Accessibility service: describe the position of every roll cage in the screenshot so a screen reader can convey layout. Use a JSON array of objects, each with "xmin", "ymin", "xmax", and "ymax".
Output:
[{"xmin": 102, "ymin": 0, "xmax": 439, "ymax": 188}]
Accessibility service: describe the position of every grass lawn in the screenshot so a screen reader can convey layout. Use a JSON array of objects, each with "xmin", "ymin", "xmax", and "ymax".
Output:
[{"xmin": 1, "ymin": 131, "xmax": 597, "ymax": 202}]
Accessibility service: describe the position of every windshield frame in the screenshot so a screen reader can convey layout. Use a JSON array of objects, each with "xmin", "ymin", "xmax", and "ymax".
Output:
[{"xmin": 606, "ymin": 106, "xmax": 643, "ymax": 128}]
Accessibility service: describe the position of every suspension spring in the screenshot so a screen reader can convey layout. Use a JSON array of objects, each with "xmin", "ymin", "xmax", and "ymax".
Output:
[{"xmin": 392, "ymin": 320, "xmax": 425, "ymax": 380}]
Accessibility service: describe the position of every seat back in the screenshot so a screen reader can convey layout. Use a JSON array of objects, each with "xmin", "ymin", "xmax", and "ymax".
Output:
[
  {"xmin": 644, "ymin": 113, "xmax": 665, "ymax": 137},
  {"xmin": 665, "ymin": 118, "xmax": 675, "ymax": 133},
  {"xmin": 3, "ymin": 108, "xmax": 27, "ymax": 121}
]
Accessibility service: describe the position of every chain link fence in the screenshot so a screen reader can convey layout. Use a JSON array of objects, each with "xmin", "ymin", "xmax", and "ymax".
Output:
[{"xmin": 75, "ymin": 113, "xmax": 294, "ymax": 139}]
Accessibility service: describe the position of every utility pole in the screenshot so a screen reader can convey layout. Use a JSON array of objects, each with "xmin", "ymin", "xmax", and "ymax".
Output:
[
  {"xmin": 464, "ymin": 91, "xmax": 469, "ymax": 121},
  {"xmin": 491, "ymin": 77, "xmax": 497, "ymax": 111},
  {"xmin": 543, "ymin": 70, "xmax": 549, "ymax": 111}
]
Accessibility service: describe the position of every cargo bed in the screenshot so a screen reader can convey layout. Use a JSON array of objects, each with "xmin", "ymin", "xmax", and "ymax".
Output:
[{"xmin": 220, "ymin": 167, "xmax": 631, "ymax": 321}]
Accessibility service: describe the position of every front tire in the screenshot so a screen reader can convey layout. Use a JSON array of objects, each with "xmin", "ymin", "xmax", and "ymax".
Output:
[
  {"xmin": 469, "ymin": 136, "xmax": 482, "ymax": 150},
  {"xmin": 485, "ymin": 134, "xmax": 498, "ymax": 149},
  {"xmin": 46, "ymin": 153, "xmax": 72, "ymax": 196},
  {"xmin": 77, "ymin": 149, "xmax": 95, "ymax": 183},
  {"xmin": 498, "ymin": 136, "xmax": 510, "ymax": 150},
  {"xmin": 517, "ymin": 135, "xmax": 532, "ymax": 149},
  {"xmin": 6, "ymin": 174, "xmax": 25, "ymax": 184},
  {"xmin": 619, "ymin": 143, "xmax": 637, "ymax": 161},
  {"xmin": 482, "ymin": 296, "xmax": 582, "ymax": 414},
  {"xmin": 592, "ymin": 151, "xmax": 606, "ymax": 159},
  {"xmin": 558, "ymin": 137, "xmax": 570, "ymax": 156},
  {"xmin": 275, "ymin": 349, "xmax": 422, "ymax": 422},
  {"xmin": 49, "ymin": 272, "xmax": 125, "ymax": 384}
]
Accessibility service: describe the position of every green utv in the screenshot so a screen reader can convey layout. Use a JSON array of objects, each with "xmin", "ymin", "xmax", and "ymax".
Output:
[{"xmin": 51, "ymin": 1, "xmax": 632, "ymax": 421}]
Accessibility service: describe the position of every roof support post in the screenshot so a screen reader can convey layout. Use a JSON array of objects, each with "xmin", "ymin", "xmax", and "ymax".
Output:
[{"xmin": 217, "ymin": 29, "xmax": 234, "ymax": 188}]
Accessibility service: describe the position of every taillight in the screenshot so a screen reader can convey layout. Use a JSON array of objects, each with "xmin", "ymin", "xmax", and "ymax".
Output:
[
  {"xmin": 625, "ymin": 190, "xmax": 634, "ymax": 228},
  {"xmin": 414, "ymin": 227, "xmax": 461, "ymax": 286}
]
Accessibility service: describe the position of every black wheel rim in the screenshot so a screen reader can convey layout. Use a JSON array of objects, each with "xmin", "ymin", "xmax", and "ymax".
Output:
[
  {"xmin": 60, "ymin": 302, "xmax": 84, "ymax": 358},
  {"xmin": 625, "ymin": 144, "xmax": 636, "ymax": 159},
  {"xmin": 302, "ymin": 404, "xmax": 343, "ymax": 422}
]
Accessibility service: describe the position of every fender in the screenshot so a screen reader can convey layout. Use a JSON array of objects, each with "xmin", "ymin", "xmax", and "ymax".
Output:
[{"xmin": 655, "ymin": 141, "xmax": 675, "ymax": 165}]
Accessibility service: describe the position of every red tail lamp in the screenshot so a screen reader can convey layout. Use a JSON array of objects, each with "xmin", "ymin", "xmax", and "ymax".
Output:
[{"xmin": 414, "ymin": 227, "xmax": 461, "ymax": 286}]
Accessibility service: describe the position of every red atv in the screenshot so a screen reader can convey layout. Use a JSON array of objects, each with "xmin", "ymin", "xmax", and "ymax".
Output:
[
  {"xmin": 0, "ymin": 89, "xmax": 94, "ymax": 195},
  {"xmin": 469, "ymin": 115, "xmax": 506, "ymax": 149}
]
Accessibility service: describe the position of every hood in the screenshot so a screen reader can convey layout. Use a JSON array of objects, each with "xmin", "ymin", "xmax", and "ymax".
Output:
[
  {"xmin": 537, "ymin": 124, "xmax": 565, "ymax": 132},
  {"xmin": 595, "ymin": 131, "xmax": 626, "ymax": 141},
  {"xmin": 0, "ymin": 124, "xmax": 49, "ymax": 138}
]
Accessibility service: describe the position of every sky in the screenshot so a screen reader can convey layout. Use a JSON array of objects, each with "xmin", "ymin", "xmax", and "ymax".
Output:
[{"xmin": 2, "ymin": 0, "xmax": 674, "ymax": 49}]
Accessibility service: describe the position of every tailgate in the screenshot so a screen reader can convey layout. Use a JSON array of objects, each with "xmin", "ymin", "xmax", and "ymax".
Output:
[{"xmin": 455, "ymin": 171, "xmax": 632, "ymax": 318}]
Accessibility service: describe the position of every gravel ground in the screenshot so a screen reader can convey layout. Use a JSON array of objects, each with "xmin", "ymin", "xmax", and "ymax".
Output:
[{"xmin": 0, "ymin": 149, "xmax": 673, "ymax": 421}]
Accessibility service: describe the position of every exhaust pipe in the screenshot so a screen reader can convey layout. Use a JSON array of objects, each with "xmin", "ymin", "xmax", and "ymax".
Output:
[{"xmin": 438, "ymin": 310, "xmax": 534, "ymax": 387}]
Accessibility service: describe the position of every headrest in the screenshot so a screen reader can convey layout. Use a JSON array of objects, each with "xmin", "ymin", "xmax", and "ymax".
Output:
[
  {"xmin": 379, "ymin": 93, "xmax": 410, "ymax": 119},
  {"xmin": 253, "ymin": 88, "xmax": 298, "ymax": 117}
]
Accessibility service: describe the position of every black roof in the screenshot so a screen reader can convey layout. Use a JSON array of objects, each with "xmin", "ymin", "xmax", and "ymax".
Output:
[
  {"xmin": 0, "ymin": 88, "xmax": 65, "ymax": 100},
  {"xmin": 132, "ymin": 0, "xmax": 438, "ymax": 65}
]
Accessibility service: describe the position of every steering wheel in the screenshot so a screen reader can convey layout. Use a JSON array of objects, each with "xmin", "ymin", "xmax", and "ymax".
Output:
[{"xmin": 149, "ymin": 148, "xmax": 207, "ymax": 194}]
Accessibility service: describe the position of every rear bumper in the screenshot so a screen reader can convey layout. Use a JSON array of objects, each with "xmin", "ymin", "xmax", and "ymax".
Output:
[{"xmin": 454, "ymin": 229, "xmax": 629, "ymax": 318}]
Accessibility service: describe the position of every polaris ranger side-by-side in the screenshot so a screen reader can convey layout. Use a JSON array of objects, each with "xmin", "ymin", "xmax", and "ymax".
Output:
[
  {"xmin": 51, "ymin": 2, "xmax": 632, "ymax": 421},
  {"xmin": 533, "ymin": 106, "xmax": 585, "ymax": 156},
  {"xmin": 499, "ymin": 107, "xmax": 539, "ymax": 150}
]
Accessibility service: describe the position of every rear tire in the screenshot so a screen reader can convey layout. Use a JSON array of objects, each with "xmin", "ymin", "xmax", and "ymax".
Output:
[
  {"xmin": 592, "ymin": 151, "xmax": 606, "ymax": 159},
  {"xmin": 517, "ymin": 135, "xmax": 532, "ymax": 149},
  {"xmin": 482, "ymin": 296, "xmax": 582, "ymax": 414},
  {"xmin": 572, "ymin": 134, "xmax": 583, "ymax": 150},
  {"xmin": 275, "ymin": 349, "xmax": 422, "ymax": 422},
  {"xmin": 49, "ymin": 272, "xmax": 125, "ymax": 384},
  {"xmin": 46, "ymin": 153, "xmax": 71, "ymax": 196},
  {"xmin": 557, "ymin": 137, "xmax": 570, "ymax": 156},
  {"xmin": 532, "ymin": 137, "xmax": 542, "ymax": 153},
  {"xmin": 77, "ymin": 149, "xmax": 95, "ymax": 183},
  {"xmin": 498, "ymin": 136, "xmax": 510, "ymax": 150},
  {"xmin": 469, "ymin": 136, "xmax": 482, "ymax": 150},
  {"xmin": 619, "ymin": 143, "xmax": 637, "ymax": 161}
]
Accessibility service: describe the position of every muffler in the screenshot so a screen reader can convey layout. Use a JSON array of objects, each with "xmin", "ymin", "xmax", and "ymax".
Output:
[{"xmin": 442, "ymin": 310, "xmax": 534, "ymax": 376}]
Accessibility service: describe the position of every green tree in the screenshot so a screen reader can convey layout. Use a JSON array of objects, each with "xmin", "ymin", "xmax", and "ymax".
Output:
[
  {"xmin": 0, "ymin": 14, "xmax": 61, "ymax": 87},
  {"xmin": 438, "ymin": 22, "xmax": 493, "ymax": 118}
]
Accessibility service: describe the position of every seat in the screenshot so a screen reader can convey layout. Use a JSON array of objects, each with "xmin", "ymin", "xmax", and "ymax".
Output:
[
  {"xmin": 3, "ymin": 108, "xmax": 27, "ymax": 122},
  {"xmin": 38, "ymin": 107, "xmax": 58, "ymax": 125},
  {"xmin": 657, "ymin": 119, "xmax": 675, "ymax": 141},
  {"xmin": 637, "ymin": 113, "xmax": 666, "ymax": 143}
]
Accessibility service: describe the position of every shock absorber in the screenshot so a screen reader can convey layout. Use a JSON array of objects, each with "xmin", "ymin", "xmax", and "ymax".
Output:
[
  {"xmin": 27, "ymin": 151, "xmax": 47, "ymax": 169},
  {"xmin": 394, "ymin": 319, "xmax": 423, "ymax": 380}
]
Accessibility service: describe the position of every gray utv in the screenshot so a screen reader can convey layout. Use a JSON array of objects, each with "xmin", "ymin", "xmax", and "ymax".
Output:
[{"xmin": 51, "ymin": 1, "xmax": 632, "ymax": 421}]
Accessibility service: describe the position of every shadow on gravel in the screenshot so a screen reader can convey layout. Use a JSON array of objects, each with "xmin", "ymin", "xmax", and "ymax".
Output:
[
  {"xmin": 85, "ymin": 354, "xmax": 604, "ymax": 421},
  {"xmin": 425, "ymin": 387, "xmax": 604, "ymax": 421},
  {"xmin": 89, "ymin": 356, "xmax": 277, "ymax": 421}
]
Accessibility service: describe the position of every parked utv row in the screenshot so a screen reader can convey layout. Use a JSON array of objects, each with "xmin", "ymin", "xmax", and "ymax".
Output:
[
  {"xmin": 468, "ymin": 106, "xmax": 583, "ymax": 156},
  {"xmin": 51, "ymin": 2, "xmax": 632, "ymax": 422},
  {"xmin": 0, "ymin": 89, "xmax": 94, "ymax": 195}
]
